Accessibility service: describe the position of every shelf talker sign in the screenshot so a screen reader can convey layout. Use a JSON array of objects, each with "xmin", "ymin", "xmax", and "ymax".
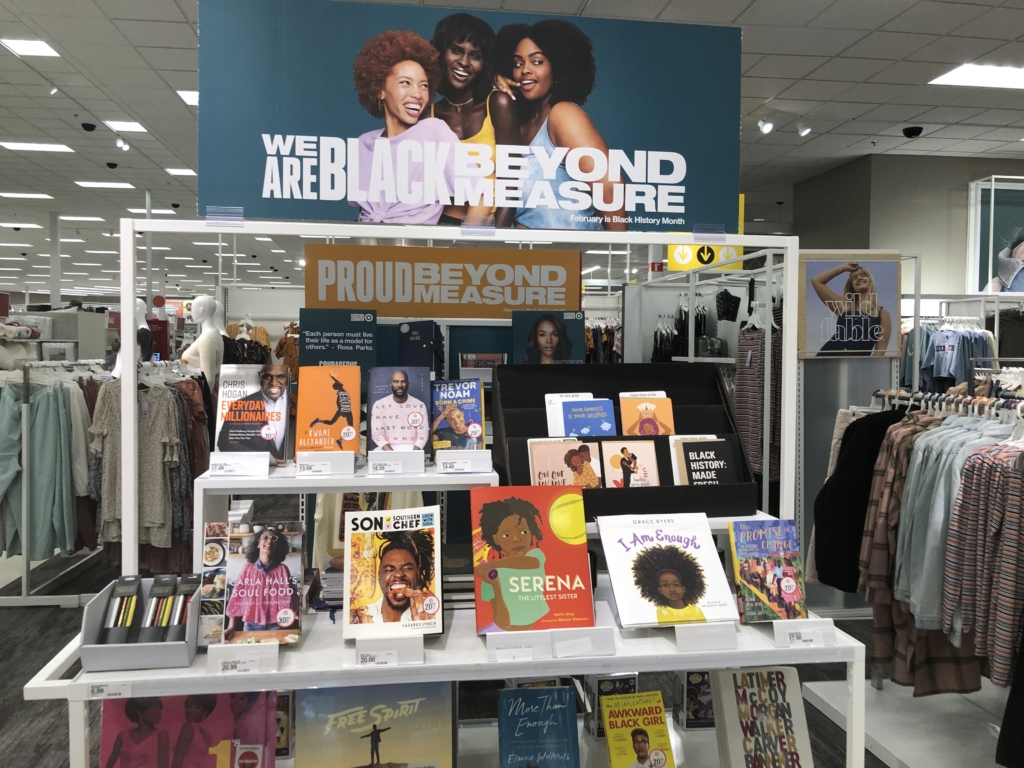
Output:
[{"xmin": 668, "ymin": 243, "xmax": 742, "ymax": 272}]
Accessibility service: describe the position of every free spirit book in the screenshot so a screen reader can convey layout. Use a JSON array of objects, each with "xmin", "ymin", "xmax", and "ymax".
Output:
[{"xmin": 471, "ymin": 486, "xmax": 595, "ymax": 634}]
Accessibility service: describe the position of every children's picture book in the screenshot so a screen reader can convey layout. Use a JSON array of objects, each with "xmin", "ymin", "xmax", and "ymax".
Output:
[
  {"xmin": 343, "ymin": 506, "xmax": 443, "ymax": 638},
  {"xmin": 562, "ymin": 398, "xmax": 617, "ymax": 438},
  {"xmin": 729, "ymin": 519, "xmax": 808, "ymax": 622},
  {"xmin": 620, "ymin": 395, "xmax": 675, "ymax": 436},
  {"xmin": 471, "ymin": 486, "xmax": 595, "ymax": 634},
  {"xmin": 498, "ymin": 687, "xmax": 581, "ymax": 768},
  {"xmin": 673, "ymin": 671, "xmax": 715, "ymax": 729},
  {"xmin": 545, "ymin": 392, "xmax": 593, "ymax": 436},
  {"xmin": 366, "ymin": 366, "xmax": 431, "ymax": 452},
  {"xmin": 102, "ymin": 691, "xmax": 277, "ymax": 768},
  {"xmin": 528, "ymin": 438, "xmax": 602, "ymax": 489},
  {"xmin": 215, "ymin": 363, "xmax": 290, "ymax": 463},
  {"xmin": 597, "ymin": 513, "xmax": 739, "ymax": 627},
  {"xmin": 295, "ymin": 682, "xmax": 455, "ymax": 768},
  {"xmin": 710, "ymin": 667, "xmax": 814, "ymax": 768},
  {"xmin": 669, "ymin": 435, "xmax": 739, "ymax": 486},
  {"xmin": 600, "ymin": 440, "xmax": 660, "ymax": 488},
  {"xmin": 295, "ymin": 365, "xmax": 360, "ymax": 453},
  {"xmin": 431, "ymin": 378, "xmax": 485, "ymax": 451},
  {"xmin": 601, "ymin": 690, "xmax": 674, "ymax": 768}
]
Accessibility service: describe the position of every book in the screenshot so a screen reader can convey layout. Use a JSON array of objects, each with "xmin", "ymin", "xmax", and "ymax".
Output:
[
  {"xmin": 528, "ymin": 438, "xmax": 602, "ymax": 489},
  {"xmin": 729, "ymin": 519, "xmax": 808, "ymax": 622},
  {"xmin": 276, "ymin": 691, "xmax": 295, "ymax": 757},
  {"xmin": 460, "ymin": 352, "xmax": 506, "ymax": 369},
  {"xmin": 600, "ymin": 440, "xmax": 660, "ymax": 488},
  {"xmin": 597, "ymin": 513, "xmax": 739, "ymax": 627},
  {"xmin": 561, "ymin": 398, "xmax": 616, "ymax": 438},
  {"xmin": 431, "ymin": 378, "xmax": 485, "ymax": 450},
  {"xmin": 584, "ymin": 673, "xmax": 638, "ymax": 739},
  {"xmin": 398, "ymin": 320, "xmax": 443, "ymax": 374},
  {"xmin": 498, "ymin": 686, "xmax": 581, "ymax": 768},
  {"xmin": 544, "ymin": 392, "xmax": 594, "ymax": 436},
  {"xmin": 669, "ymin": 435, "xmax": 739, "ymax": 486},
  {"xmin": 215, "ymin": 363, "xmax": 290, "ymax": 463},
  {"xmin": 102, "ymin": 691, "xmax": 277, "ymax": 768},
  {"xmin": 471, "ymin": 486, "xmax": 595, "ymax": 634},
  {"xmin": 600, "ymin": 690, "xmax": 674, "ymax": 768},
  {"xmin": 366, "ymin": 366, "xmax": 431, "ymax": 452},
  {"xmin": 673, "ymin": 671, "xmax": 715, "ymax": 729},
  {"xmin": 710, "ymin": 667, "xmax": 814, "ymax": 768},
  {"xmin": 200, "ymin": 522, "xmax": 303, "ymax": 646},
  {"xmin": 295, "ymin": 365, "xmax": 360, "ymax": 453},
  {"xmin": 295, "ymin": 682, "xmax": 455, "ymax": 768},
  {"xmin": 620, "ymin": 395, "xmax": 675, "ymax": 437},
  {"xmin": 342, "ymin": 506, "xmax": 443, "ymax": 638}
]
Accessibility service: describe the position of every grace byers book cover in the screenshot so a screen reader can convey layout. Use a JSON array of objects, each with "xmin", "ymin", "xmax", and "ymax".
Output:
[
  {"xmin": 498, "ymin": 687, "xmax": 581, "ymax": 768},
  {"xmin": 528, "ymin": 438, "xmax": 602, "ymax": 489},
  {"xmin": 729, "ymin": 519, "xmax": 807, "ymax": 622},
  {"xmin": 343, "ymin": 506, "xmax": 443, "ymax": 639},
  {"xmin": 431, "ymin": 378, "xmax": 485, "ymax": 451},
  {"xmin": 601, "ymin": 690, "xmax": 674, "ymax": 768},
  {"xmin": 597, "ymin": 513, "xmax": 739, "ymax": 628},
  {"xmin": 296, "ymin": 366, "xmax": 360, "ymax": 453},
  {"xmin": 471, "ymin": 486, "xmax": 595, "ymax": 634},
  {"xmin": 215, "ymin": 363, "xmax": 290, "ymax": 464},
  {"xmin": 295, "ymin": 682, "xmax": 455, "ymax": 768},
  {"xmin": 600, "ymin": 440, "xmax": 660, "ymax": 488},
  {"xmin": 620, "ymin": 396, "xmax": 675, "ymax": 437},
  {"xmin": 366, "ymin": 366, "xmax": 431, "ymax": 453}
]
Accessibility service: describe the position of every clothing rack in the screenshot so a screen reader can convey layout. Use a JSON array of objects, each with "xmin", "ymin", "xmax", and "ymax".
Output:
[
  {"xmin": 0, "ymin": 358, "xmax": 108, "ymax": 608},
  {"xmin": 967, "ymin": 357, "xmax": 1024, "ymax": 395}
]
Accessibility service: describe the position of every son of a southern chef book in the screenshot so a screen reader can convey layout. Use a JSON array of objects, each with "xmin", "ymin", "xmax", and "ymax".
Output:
[
  {"xmin": 669, "ymin": 435, "xmax": 739, "ymax": 486},
  {"xmin": 710, "ymin": 667, "xmax": 814, "ymax": 768},
  {"xmin": 620, "ymin": 394, "xmax": 675, "ymax": 437},
  {"xmin": 545, "ymin": 392, "xmax": 593, "ymax": 436},
  {"xmin": 431, "ymin": 378, "xmax": 485, "ymax": 451},
  {"xmin": 729, "ymin": 519, "xmax": 808, "ymax": 622},
  {"xmin": 561, "ymin": 398, "xmax": 616, "ymax": 439},
  {"xmin": 295, "ymin": 682, "xmax": 455, "ymax": 768},
  {"xmin": 597, "ymin": 513, "xmax": 738, "ymax": 627},
  {"xmin": 528, "ymin": 438, "xmax": 602, "ymax": 488},
  {"xmin": 343, "ymin": 506, "xmax": 443, "ymax": 639},
  {"xmin": 498, "ymin": 687, "xmax": 581, "ymax": 768},
  {"xmin": 601, "ymin": 690, "xmax": 674, "ymax": 768},
  {"xmin": 215, "ymin": 363, "xmax": 290, "ymax": 464},
  {"xmin": 295, "ymin": 365, "xmax": 360, "ymax": 453},
  {"xmin": 471, "ymin": 486, "xmax": 595, "ymax": 634}
]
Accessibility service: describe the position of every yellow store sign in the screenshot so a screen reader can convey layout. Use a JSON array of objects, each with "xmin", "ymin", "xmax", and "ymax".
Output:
[{"xmin": 667, "ymin": 243, "xmax": 743, "ymax": 272}]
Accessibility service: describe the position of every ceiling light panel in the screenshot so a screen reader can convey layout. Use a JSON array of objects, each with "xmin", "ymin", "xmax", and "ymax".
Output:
[
  {"xmin": 1, "ymin": 142, "xmax": 73, "ymax": 152},
  {"xmin": 165, "ymin": 168, "xmax": 196, "ymax": 176},
  {"xmin": 0, "ymin": 39, "xmax": 60, "ymax": 57},
  {"xmin": 76, "ymin": 181, "xmax": 134, "ymax": 189},
  {"xmin": 930, "ymin": 63, "xmax": 1024, "ymax": 89},
  {"xmin": 126, "ymin": 208, "xmax": 176, "ymax": 215},
  {"xmin": 60, "ymin": 216, "xmax": 104, "ymax": 222},
  {"xmin": 104, "ymin": 120, "xmax": 147, "ymax": 133},
  {"xmin": 1, "ymin": 192, "xmax": 52, "ymax": 199}
]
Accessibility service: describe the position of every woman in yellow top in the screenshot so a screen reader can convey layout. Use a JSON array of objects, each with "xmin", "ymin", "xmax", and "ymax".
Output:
[
  {"xmin": 632, "ymin": 544, "xmax": 707, "ymax": 624},
  {"xmin": 564, "ymin": 446, "xmax": 600, "ymax": 489},
  {"xmin": 430, "ymin": 13, "xmax": 522, "ymax": 228}
]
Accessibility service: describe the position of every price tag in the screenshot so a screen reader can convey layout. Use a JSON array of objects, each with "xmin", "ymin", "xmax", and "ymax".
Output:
[
  {"xmin": 89, "ymin": 682, "xmax": 132, "ymax": 699},
  {"xmin": 218, "ymin": 655, "xmax": 259, "ymax": 674},
  {"xmin": 439, "ymin": 459, "xmax": 472, "ymax": 474},
  {"xmin": 495, "ymin": 645, "xmax": 534, "ymax": 662},
  {"xmin": 358, "ymin": 650, "xmax": 398, "ymax": 667},
  {"xmin": 786, "ymin": 629, "xmax": 824, "ymax": 647},
  {"xmin": 209, "ymin": 460, "xmax": 241, "ymax": 476},
  {"xmin": 297, "ymin": 461, "xmax": 330, "ymax": 476},
  {"xmin": 368, "ymin": 460, "xmax": 402, "ymax": 475}
]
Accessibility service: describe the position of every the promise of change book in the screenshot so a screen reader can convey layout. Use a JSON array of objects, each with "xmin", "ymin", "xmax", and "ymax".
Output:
[{"xmin": 729, "ymin": 519, "xmax": 807, "ymax": 623}]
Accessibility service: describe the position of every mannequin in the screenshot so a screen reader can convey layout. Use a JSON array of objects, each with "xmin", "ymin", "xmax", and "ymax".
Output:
[
  {"xmin": 181, "ymin": 295, "xmax": 224, "ymax": 388},
  {"xmin": 111, "ymin": 298, "xmax": 153, "ymax": 378},
  {"xmin": 212, "ymin": 300, "xmax": 228, "ymax": 336}
]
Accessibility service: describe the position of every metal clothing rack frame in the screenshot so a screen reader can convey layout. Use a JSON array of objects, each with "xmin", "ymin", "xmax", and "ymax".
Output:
[
  {"xmin": 967, "ymin": 357, "xmax": 1024, "ymax": 396},
  {"xmin": 0, "ymin": 358, "xmax": 108, "ymax": 608}
]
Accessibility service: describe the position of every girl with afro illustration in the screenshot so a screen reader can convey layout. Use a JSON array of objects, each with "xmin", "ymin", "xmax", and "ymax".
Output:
[{"xmin": 632, "ymin": 544, "xmax": 707, "ymax": 624}]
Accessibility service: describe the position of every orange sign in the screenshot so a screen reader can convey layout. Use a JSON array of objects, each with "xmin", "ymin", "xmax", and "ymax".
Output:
[{"xmin": 304, "ymin": 244, "xmax": 581, "ymax": 319}]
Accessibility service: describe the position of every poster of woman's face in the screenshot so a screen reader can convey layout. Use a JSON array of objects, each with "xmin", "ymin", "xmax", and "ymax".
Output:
[
  {"xmin": 798, "ymin": 254, "xmax": 901, "ymax": 359},
  {"xmin": 511, "ymin": 310, "xmax": 585, "ymax": 364}
]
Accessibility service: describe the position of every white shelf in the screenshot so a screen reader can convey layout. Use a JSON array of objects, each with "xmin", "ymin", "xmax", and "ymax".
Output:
[{"xmin": 586, "ymin": 510, "xmax": 775, "ymax": 538}]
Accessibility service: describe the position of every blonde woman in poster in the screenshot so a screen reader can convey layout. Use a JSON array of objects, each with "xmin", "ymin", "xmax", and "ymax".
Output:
[{"xmin": 811, "ymin": 261, "xmax": 892, "ymax": 357}]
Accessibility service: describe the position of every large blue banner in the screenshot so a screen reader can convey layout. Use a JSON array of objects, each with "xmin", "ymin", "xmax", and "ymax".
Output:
[{"xmin": 198, "ymin": 0, "xmax": 740, "ymax": 233}]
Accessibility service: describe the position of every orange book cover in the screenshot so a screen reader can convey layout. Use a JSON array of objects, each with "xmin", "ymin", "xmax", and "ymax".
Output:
[
  {"xmin": 471, "ymin": 486, "xmax": 595, "ymax": 634},
  {"xmin": 296, "ymin": 366, "xmax": 361, "ymax": 453},
  {"xmin": 620, "ymin": 396, "xmax": 675, "ymax": 436}
]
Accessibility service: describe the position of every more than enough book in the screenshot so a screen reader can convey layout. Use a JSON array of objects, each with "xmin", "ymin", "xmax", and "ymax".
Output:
[{"xmin": 498, "ymin": 686, "xmax": 581, "ymax": 768}]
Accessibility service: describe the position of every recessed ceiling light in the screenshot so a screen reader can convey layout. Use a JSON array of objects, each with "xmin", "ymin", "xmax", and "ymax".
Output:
[
  {"xmin": 0, "ymin": 267, "xmax": 22, "ymax": 271},
  {"xmin": 126, "ymin": 208, "xmax": 176, "ymax": 215},
  {"xmin": 60, "ymin": 215, "xmax": 104, "ymax": 222},
  {"xmin": 0, "ymin": 223, "xmax": 41, "ymax": 229},
  {"xmin": 0, "ymin": 257, "xmax": 27, "ymax": 261},
  {"xmin": 177, "ymin": 90, "xmax": 199, "ymax": 106},
  {"xmin": 930, "ymin": 63, "xmax": 1024, "ymax": 90},
  {"xmin": 24, "ymin": 281, "xmax": 46, "ymax": 285},
  {"xmin": 754, "ymin": 218, "xmax": 765, "ymax": 222},
  {"xmin": 298, "ymin": 258, "xmax": 306, "ymax": 266},
  {"xmin": 72, "ymin": 263, "xmax": 101, "ymax": 267},
  {"xmin": 145, "ymin": 246, "xmax": 171, "ymax": 250},
  {"xmin": 76, "ymin": 181, "xmax": 134, "ymax": 189},
  {"xmin": 255, "ymin": 237, "xmax": 272, "ymax": 242},
  {"xmin": 0, "ymin": 243, "xmax": 32, "ymax": 247},
  {"xmin": 64, "ymin": 272, "xmax": 89, "ymax": 276},
  {"xmin": 104, "ymin": 120, "xmax": 146, "ymax": 133},
  {"xmin": 85, "ymin": 250, "xmax": 118, "ymax": 254},
  {"xmin": 165, "ymin": 256, "xmax": 192, "ymax": 261},
  {"xmin": 165, "ymin": 168, "xmax": 196, "ymax": 176},
  {"xmin": 192, "ymin": 242, "xmax": 221, "ymax": 246},
  {"xmin": 584, "ymin": 249, "xmax": 628, "ymax": 255},
  {"xmin": 0, "ymin": 192, "xmax": 53, "ymax": 199},
  {"xmin": 758, "ymin": 118, "xmax": 774, "ymax": 134},
  {"xmin": 1, "ymin": 142, "xmax": 73, "ymax": 152},
  {"xmin": 582, "ymin": 266, "xmax": 601, "ymax": 274},
  {"xmin": 45, "ymin": 238, "xmax": 84, "ymax": 243},
  {"xmin": 0, "ymin": 39, "xmax": 60, "ymax": 57}
]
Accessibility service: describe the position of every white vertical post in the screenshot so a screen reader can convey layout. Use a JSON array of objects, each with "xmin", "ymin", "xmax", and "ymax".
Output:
[
  {"xmin": 120, "ymin": 217, "xmax": 138, "ymax": 575},
  {"xmin": 49, "ymin": 211, "xmax": 61, "ymax": 305},
  {"xmin": 779, "ymin": 237, "xmax": 799, "ymax": 520},
  {"xmin": 21, "ymin": 364, "xmax": 30, "ymax": 596},
  {"xmin": 988, "ymin": 177, "xmax": 996, "ymax": 291},
  {"xmin": 762, "ymin": 253, "xmax": 773, "ymax": 516},
  {"xmin": 846, "ymin": 649, "xmax": 866, "ymax": 768},
  {"xmin": 68, "ymin": 699, "xmax": 89, "ymax": 768},
  {"xmin": 687, "ymin": 274, "xmax": 696, "ymax": 361},
  {"xmin": 912, "ymin": 255, "xmax": 921, "ymax": 393},
  {"xmin": 145, "ymin": 190, "xmax": 153, "ymax": 312}
]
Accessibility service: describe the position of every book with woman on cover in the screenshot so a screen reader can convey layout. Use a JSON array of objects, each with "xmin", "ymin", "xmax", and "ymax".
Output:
[
  {"xmin": 597, "ymin": 513, "xmax": 738, "ymax": 627},
  {"xmin": 498, "ymin": 686, "xmax": 581, "ymax": 768},
  {"xmin": 528, "ymin": 438, "xmax": 602, "ymax": 488},
  {"xmin": 471, "ymin": 486, "xmax": 594, "ymax": 634},
  {"xmin": 295, "ymin": 366, "xmax": 360, "ymax": 453},
  {"xmin": 431, "ymin": 378, "xmax": 485, "ymax": 450},
  {"xmin": 729, "ymin": 519, "xmax": 807, "ymax": 622},
  {"xmin": 600, "ymin": 440, "xmax": 659, "ymax": 488}
]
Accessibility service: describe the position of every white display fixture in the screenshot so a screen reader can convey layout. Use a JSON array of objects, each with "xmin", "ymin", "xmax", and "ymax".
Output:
[
  {"xmin": 485, "ymin": 601, "xmax": 617, "ymax": 662},
  {"xmin": 295, "ymin": 450, "xmax": 354, "ymax": 476},
  {"xmin": 673, "ymin": 620, "xmax": 739, "ymax": 653}
]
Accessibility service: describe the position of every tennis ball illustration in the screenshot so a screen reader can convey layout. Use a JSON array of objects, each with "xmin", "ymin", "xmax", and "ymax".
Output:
[{"xmin": 548, "ymin": 493, "xmax": 586, "ymax": 546}]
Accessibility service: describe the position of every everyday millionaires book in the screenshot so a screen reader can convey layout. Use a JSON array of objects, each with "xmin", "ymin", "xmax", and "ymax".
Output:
[
  {"xmin": 431, "ymin": 378, "xmax": 485, "ymax": 450},
  {"xmin": 601, "ymin": 690, "xmax": 674, "ymax": 768},
  {"xmin": 498, "ymin": 687, "xmax": 581, "ymax": 768},
  {"xmin": 295, "ymin": 365, "xmax": 360, "ymax": 453},
  {"xmin": 471, "ymin": 486, "xmax": 595, "ymax": 634},
  {"xmin": 597, "ymin": 513, "xmax": 738, "ymax": 627},
  {"xmin": 729, "ymin": 519, "xmax": 808, "ymax": 622},
  {"xmin": 215, "ymin": 363, "xmax": 290, "ymax": 463}
]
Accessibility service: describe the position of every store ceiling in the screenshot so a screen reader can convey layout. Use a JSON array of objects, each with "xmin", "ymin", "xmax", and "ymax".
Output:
[{"xmin": 0, "ymin": 0, "xmax": 1023, "ymax": 298}]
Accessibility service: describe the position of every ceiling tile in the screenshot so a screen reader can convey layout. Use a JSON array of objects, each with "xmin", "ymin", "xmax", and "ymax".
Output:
[
  {"xmin": 500, "ymin": 0, "xmax": 585, "ymax": 12},
  {"xmin": 137, "ymin": 46, "xmax": 196, "ymax": 71},
  {"xmin": 60, "ymin": 42, "xmax": 149, "ymax": 68},
  {"xmin": 881, "ymin": 2, "xmax": 988, "ymax": 35},
  {"xmin": 829, "ymin": 120, "xmax": 899, "ymax": 134},
  {"xmin": 175, "ymin": 0, "xmax": 198, "ymax": 24},
  {"xmin": 905, "ymin": 35, "xmax": 1002, "ymax": 63},
  {"xmin": 742, "ymin": 53, "xmax": 764, "ymax": 73},
  {"xmin": 809, "ymin": 0, "xmax": 915, "ymax": 31},
  {"xmin": 868, "ymin": 60, "xmax": 954, "ymax": 85},
  {"xmin": 741, "ymin": 25, "xmax": 867, "ymax": 56},
  {"xmin": 741, "ymin": 143, "xmax": 794, "ymax": 164},
  {"xmin": 582, "ymin": 0, "xmax": 665, "ymax": 18},
  {"xmin": 156, "ymin": 69, "xmax": 197, "ymax": 90},
  {"xmin": 840, "ymin": 82, "xmax": 914, "ymax": 102},
  {"xmin": 741, "ymin": 77, "xmax": 796, "ymax": 98},
  {"xmin": 745, "ymin": 55, "xmax": 829, "ymax": 79},
  {"xmin": 806, "ymin": 57, "xmax": 893, "ymax": 81},
  {"xmin": 95, "ymin": 0, "xmax": 187, "ymax": 22},
  {"xmin": 741, "ymin": 96, "xmax": 770, "ymax": 114},
  {"xmin": 897, "ymin": 84, "xmax": 963, "ymax": 105},
  {"xmin": 943, "ymin": 87, "xmax": 1022, "ymax": 108},
  {"xmin": 659, "ymin": 0, "xmax": 752, "ymax": 23},
  {"xmin": 845, "ymin": 135, "xmax": 912, "ymax": 151},
  {"xmin": 777, "ymin": 79, "xmax": 855, "ymax": 100},
  {"xmin": 928, "ymin": 124, "xmax": 994, "ymax": 138},
  {"xmin": 9, "ymin": 0, "xmax": 105, "ymax": 16},
  {"xmin": 942, "ymin": 138, "xmax": 1015, "ymax": 152},
  {"xmin": 961, "ymin": 109, "xmax": 1024, "ymax": 126},
  {"xmin": 31, "ymin": 15, "xmax": 125, "ymax": 45},
  {"xmin": 857, "ymin": 104, "xmax": 934, "ymax": 121},
  {"xmin": 974, "ymin": 127, "xmax": 1024, "ymax": 141},
  {"xmin": 841, "ymin": 31, "xmax": 939, "ymax": 60},
  {"xmin": 952, "ymin": 7, "xmax": 1024, "ymax": 39},
  {"xmin": 890, "ymin": 136, "xmax": 966, "ymax": 150},
  {"xmin": 911, "ymin": 105, "xmax": 987, "ymax": 123},
  {"xmin": 735, "ymin": 0, "xmax": 834, "ymax": 27},
  {"xmin": 760, "ymin": 98, "xmax": 823, "ymax": 116},
  {"xmin": 973, "ymin": 42, "xmax": 1024, "ymax": 67},
  {"xmin": 87, "ymin": 65, "xmax": 165, "ymax": 89},
  {"xmin": 112, "ymin": 20, "xmax": 197, "ymax": 48},
  {"xmin": 804, "ymin": 101, "xmax": 878, "ymax": 120}
]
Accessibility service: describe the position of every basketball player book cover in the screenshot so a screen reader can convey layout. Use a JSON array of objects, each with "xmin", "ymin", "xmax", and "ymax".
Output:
[
  {"xmin": 470, "ymin": 486, "xmax": 595, "ymax": 634},
  {"xmin": 296, "ymin": 366, "xmax": 361, "ymax": 453}
]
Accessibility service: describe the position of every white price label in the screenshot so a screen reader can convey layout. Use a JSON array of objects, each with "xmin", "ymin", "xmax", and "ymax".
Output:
[
  {"xmin": 297, "ymin": 461, "xmax": 330, "ymax": 476},
  {"xmin": 787, "ymin": 629, "xmax": 824, "ymax": 647},
  {"xmin": 219, "ymin": 656, "xmax": 259, "ymax": 674},
  {"xmin": 369, "ymin": 460, "xmax": 401, "ymax": 475},
  {"xmin": 439, "ymin": 459, "xmax": 472, "ymax": 473},
  {"xmin": 209, "ymin": 461, "xmax": 239, "ymax": 475},
  {"xmin": 495, "ymin": 645, "xmax": 534, "ymax": 662},
  {"xmin": 89, "ymin": 682, "xmax": 132, "ymax": 699},
  {"xmin": 358, "ymin": 650, "xmax": 398, "ymax": 667}
]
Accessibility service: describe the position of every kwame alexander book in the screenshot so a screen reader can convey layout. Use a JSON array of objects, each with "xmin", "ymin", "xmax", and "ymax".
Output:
[
  {"xmin": 215, "ymin": 364, "xmax": 290, "ymax": 464},
  {"xmin": 296, "ymin": 366, "xmax": 361, "ymax": 453},
  {"xmin": 431, "ymin": 378, "xmax": 485, "ymax": 451},
  {"xmin": 601, "ymin": 690, "xmax": 674, "ymax": 768},
  {"xmin": 729, "ymin": 519, "xmax": 807, "ymax": 622},
  {"xmin": 597, "ymin": 513, "xmax": 738, "ymax": 628},
  {"xmin": 343, "ymin": 506, "xmax": 443, "ymax": 639},
  {"xmin": 295, "ymin": 682, "xmax": 455, "ymax": 768},
  {"xmin": 471, "ymin": 486, "xmax": 595, "ymax": 634},
  {"xmin": 498, "ymin": 687, "xmax": 581, "ymax": 768}
]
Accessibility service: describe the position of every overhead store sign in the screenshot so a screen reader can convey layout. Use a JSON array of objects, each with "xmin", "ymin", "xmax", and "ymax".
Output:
[
  {"xmin": 668, "ymin": 243, "xmax": 742, "ymax": 272},
  {"xmin": 304, "ymin": 244, "xmax": 581, "ymax": 319},
  {"xmin": 197, "ymin": 0, "xmax": 740, "ymax": 233}
]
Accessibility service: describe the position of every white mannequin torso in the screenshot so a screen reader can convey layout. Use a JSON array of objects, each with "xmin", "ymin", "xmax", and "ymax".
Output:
[{"xmin": 181, "ymin": 295, "xmax": 224, "ymax": 387}]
